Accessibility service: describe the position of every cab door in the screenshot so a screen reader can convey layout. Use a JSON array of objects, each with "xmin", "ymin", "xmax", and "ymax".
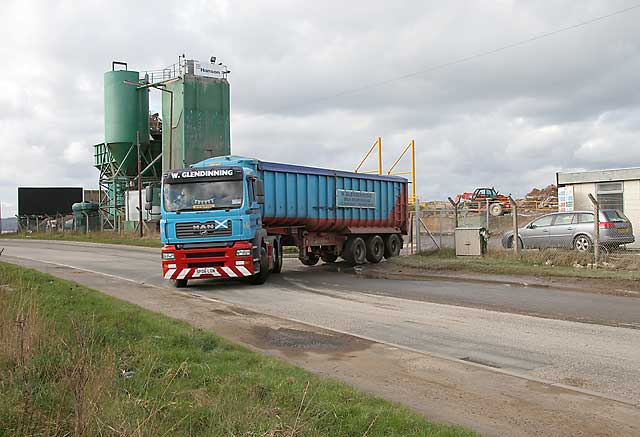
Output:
[{"xmin": 246, "ymin": 177, "xmax": 262, "ymax": 235}]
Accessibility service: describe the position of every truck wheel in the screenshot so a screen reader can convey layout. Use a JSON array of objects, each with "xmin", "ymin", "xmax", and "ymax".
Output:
[
  {"xmin": 272, "ymin": 242, "xmax": 283, "ymax": 274},
  {"xmin": 300, "ymin": 254, "xmax": 320, "ymax": 266},
  {"xmin": 489, "ymin": 203, "xmax": 503, "ymax": 216},
  {"xmin": 174, "ymin": 279, "xmax": 188, "ymax": 288},
  {"xmin": 249, "ymin": 247, "xmax": 271, "ymax": 285},
  {"xmin": 365, "ymin": 235, "xmax": 384, "ymax": 263},
  {"xmin": 321, "ymin": 253, "xmax": 338, "ymax": 263},
  {"xmin": 384, "ymin": 234, "xmax": 402, "ymax": 259},
  {"xmin": 343, "ymin": 237, "xmax": 366, "ymax": 265}
]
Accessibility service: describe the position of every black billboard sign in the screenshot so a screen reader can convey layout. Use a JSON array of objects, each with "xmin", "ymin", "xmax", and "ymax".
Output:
[{"xmin": 18, "ymin": 187, "xmax": 83, "ymax": 216}]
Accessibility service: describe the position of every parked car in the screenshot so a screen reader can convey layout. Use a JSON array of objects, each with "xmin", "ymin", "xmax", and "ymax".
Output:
[{"xmin": 502, "ymin": 210, "xmax": 634, "ymax": 251}]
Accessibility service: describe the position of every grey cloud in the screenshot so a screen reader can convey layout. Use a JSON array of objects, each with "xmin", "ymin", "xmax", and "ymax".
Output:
[{"xmin": 2, "ymin": 0, "xmax": 640, "ymax": 216}]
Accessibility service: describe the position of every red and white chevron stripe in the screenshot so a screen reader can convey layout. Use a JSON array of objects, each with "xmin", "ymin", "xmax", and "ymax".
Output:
[{"xmin": 164, "ymin": 265, "xmax": 253, "ymax": 280}]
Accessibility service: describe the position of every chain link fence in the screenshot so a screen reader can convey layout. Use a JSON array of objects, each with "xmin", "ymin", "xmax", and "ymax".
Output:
[
  {"xmin": 404, "ymin": 201, "xmax": 552, "ymax": 254},
  {"xmin": 404, "ymin": 198, "xmax": 639, "ymax": 269},
  {"xmin": 15, "ymin": 214, "xmax": 99, "ymax": 234}
]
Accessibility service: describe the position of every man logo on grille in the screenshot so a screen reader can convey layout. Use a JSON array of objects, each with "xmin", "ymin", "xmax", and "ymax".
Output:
[
  {"xmin": 190, "ymin": 221, "xmax": 229, "ymax": 234},
  {"xmin": 192, "ymin": 223, "xmax": 216, "ymax": 231}
]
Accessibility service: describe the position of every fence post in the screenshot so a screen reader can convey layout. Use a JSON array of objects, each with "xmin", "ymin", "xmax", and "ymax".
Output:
[
  {"xmin": 415, "ymin": 198, "xmax": 421, "ymax": 254},
  {"xmin": 588, "ymin": 194, "xmax": 600, "ymax": 268},
  {"xmin": 408, "ymin": 212, "xmax": 414, "ymax": 254},
  {"xmin": 448, "ymin": 197, "xmax": 459, "ymax": 251},
  {"xmin": 509, "ymin": 195, "xmax": 519, "ymax": 256},
  {"xmin": 438, "ymin": 208, "xmax": 443, "ymax": 248},
  {"xmin": 447, "ymin": 197, "xmax": 459, "ymax": 228},
  {"xmin": 485, "ymin": 198, "xmax": 490, "ymax": 232},
  {"xmin": 137, "ymin": 130, "xmax": 144, "ymax": 238}
]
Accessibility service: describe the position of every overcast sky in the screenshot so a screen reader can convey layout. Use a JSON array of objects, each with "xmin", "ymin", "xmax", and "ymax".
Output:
[{"xmin": 2, "ymin": 1, "xmax": 640, "ymax": 216}]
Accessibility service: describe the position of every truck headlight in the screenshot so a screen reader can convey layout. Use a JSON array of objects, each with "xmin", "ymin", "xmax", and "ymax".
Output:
[
  {"xmin": 162, "ymin": 252, "xmax": 176, "ymax": 260},
  {"xmin": 235, "ymin": 249, "xmax": 251, "ymax": 257}
]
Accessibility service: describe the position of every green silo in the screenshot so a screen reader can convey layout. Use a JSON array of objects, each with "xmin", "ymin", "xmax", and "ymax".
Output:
[
  {"xmin": 162, "ymin": 72, "xmax": 231, "ymax": 170},
  {"xmin": 104, "ymin": 66, "xmax": 149, "ymax": 176}
]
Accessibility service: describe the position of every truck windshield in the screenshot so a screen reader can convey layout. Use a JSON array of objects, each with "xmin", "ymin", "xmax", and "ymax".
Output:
[{"xmin": 164, "ymin": 181, "xmax": 243, "ymax": 212}]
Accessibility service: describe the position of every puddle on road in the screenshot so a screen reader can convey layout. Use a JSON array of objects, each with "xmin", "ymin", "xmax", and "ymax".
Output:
[{"xmin": 251, "ymin": 326, "xmax": 370, "ymax": 356}]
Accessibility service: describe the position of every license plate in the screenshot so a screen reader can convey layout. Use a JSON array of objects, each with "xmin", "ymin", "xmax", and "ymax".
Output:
[
  {"xmin": 195, "ymin": 267, "xmax": 218, "ymax": 275},
  {"xmin": 619, "ymin": 228, "xmax": 629, "ymax": 233}
]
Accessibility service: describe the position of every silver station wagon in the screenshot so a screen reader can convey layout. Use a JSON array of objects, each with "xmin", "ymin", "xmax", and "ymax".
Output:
[{"xmin": 502, "ymin": 210, "xmax": 634, "ymax": 251}]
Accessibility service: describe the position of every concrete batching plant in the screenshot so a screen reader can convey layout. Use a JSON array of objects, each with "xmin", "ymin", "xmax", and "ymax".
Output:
[{"xmin": 93, "ymin": 56, "xmax": 231, "ymax": 230}]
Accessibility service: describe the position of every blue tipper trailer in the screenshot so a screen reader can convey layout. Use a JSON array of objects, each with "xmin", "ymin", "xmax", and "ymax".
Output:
[{"xmin": 158, "ymin": 155, "xmax": 409, "ymax": 286}]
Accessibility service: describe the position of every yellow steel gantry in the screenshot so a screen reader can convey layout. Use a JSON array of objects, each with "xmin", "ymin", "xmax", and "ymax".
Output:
[
  {"xmin": 387, "ymin": 139, "xmax": 416, "ymax": 204},
  {"xmin": 354, "ymin": 137, "xmax": 417, "ymax": 204},
  {"xmin": 354, "ymin": 136, "xmax": 383, "ymax": 175}
]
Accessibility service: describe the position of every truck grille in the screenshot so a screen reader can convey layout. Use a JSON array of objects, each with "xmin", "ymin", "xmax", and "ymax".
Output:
[
  {"xmin": 175, "ymin": 221, "xmax": 232, "ymax": 239},
  {"xmin": 184, "ymin": 251, "xmax": 225, "ymax": 258}
]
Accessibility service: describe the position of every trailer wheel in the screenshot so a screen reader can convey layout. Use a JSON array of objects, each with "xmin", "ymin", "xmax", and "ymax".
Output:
[
  {"xmin": 321, "ymin": 253, "xmax": 338, "ymax": 263},
  {"xmin": 174, "ymin": 279, "xmax": 188, "ymax": 288},
  {"xmin": 249, "ymin": 247, "xmax": 271, "ymax": 285},
  {"xmin": 300, "ymin": 254, "xmax": 320, "ymax": 266},
  {"xmin": 384, "ymin": 234, "xmax": 402, "ymax": 259},
  {"xmin": 343, "ymin": 237, "xmax": 366, "ymax": 265},
  {"xmin": 489, "ymin": 203, "xmax": 503, "ymax": 216},
  {"xmin": 365, "ymin": 235, "xmax": 384, "ymax": 263}
]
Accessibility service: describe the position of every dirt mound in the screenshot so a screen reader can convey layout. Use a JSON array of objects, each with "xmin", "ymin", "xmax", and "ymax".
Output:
[{"xmin": 526, "ymin": 184, "xmax": 557, "ymax": 201}]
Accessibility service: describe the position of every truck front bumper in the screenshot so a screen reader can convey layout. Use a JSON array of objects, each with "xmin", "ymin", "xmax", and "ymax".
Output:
[{"xmin": 161, "ymin": 241, "xmax": 254, "ymax": 280}]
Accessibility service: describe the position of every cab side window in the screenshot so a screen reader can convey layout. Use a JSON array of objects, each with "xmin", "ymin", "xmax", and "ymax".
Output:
[{"xmin": 247, "ymin": 178, "xmax": 256, "ymax": 204}]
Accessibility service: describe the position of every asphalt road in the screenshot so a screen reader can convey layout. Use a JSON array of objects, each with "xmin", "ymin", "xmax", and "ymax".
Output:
[{"xmin": 2, "ymin": 239, "xmax": 640, "ymax": 405}]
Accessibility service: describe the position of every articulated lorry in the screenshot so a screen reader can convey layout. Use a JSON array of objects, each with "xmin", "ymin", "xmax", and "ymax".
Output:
[{"xmin": 157, "ymin": 155, "xmax": 409, "ymax": 287}]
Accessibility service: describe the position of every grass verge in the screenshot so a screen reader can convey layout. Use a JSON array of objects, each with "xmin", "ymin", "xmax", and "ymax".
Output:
[
  {"xmin": 392, "ymin": 249, "xmax": 640, "ymax": 282},
  {"xmin": 0, "ymin": 262, "xmax": 473, "ymax": 436},
  {"xmin": 0, "ymin": 232, "xmax": 161, "ymax": 248}
]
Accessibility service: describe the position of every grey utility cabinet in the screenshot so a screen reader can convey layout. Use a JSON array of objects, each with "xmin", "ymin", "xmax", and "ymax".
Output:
[{"xmin": 455, "ymin": 227, "xmax": 487, "ymax": 256}]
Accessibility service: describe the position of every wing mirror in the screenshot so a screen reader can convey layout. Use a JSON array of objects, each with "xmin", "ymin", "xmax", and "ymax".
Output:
[
  {"xmin": 528, "ymin": 223, "xmax": 536, "ymax": 229},
  {"xmin": 256, "ymin": 179, "xmax": 265, "ymax": 205},
  {"xmin": 144, "ymin": 186, "xmax": 153, "ymax": 211}
]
